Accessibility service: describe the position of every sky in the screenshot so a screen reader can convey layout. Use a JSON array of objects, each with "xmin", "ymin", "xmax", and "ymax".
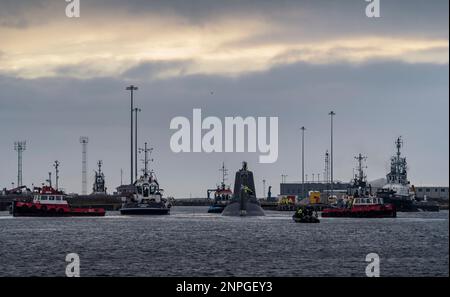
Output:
[{"xmin": 0, "ymin": 0, "xmax": 448, "ymax": 198}]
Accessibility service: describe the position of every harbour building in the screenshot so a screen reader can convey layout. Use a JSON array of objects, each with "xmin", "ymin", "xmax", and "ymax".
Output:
[{"xmin": 414, "ymin": 186, "xmax": 449, "ymax": 201}]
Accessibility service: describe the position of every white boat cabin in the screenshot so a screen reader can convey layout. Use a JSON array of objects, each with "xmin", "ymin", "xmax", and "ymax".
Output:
[
  {"xmin": 33, "ymin": 194, "xmax": 68, "ymax": 205},
  {"xmin": 134, "ymin": 177, "xmax": 163, "ymax": 203},
  {"xmin": 352, "ymin": 197, "xmax": 384, "ymax": 206}
]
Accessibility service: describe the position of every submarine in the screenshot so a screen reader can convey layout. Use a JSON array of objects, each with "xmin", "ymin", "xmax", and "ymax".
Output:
[{"xmin": 222, "ymin": 161, "xmax": 265, "ymax": 216}]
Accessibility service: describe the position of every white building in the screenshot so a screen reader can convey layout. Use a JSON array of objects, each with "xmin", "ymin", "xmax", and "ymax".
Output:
[{"xmin": 414, "ymin": 186, "xmax": 449, "ymax": 200}]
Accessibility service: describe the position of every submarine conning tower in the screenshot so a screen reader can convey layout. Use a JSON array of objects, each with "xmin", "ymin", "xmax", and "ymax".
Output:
[{"xmin": 222, "ymin": 161, "xmax": 265, "ymax": 216}]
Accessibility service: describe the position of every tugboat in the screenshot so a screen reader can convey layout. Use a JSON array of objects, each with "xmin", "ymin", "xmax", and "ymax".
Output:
[
  {"xmin": 222, "ymin": 161, "xmax": 265, "ymax": 216},
  {"xmin": 376, "ymin": 137, "xmax": 419, "ymax": 212},
  {"xmin": 322, "ymin": 154, "xmax": 396, "ymax": 218},
  {"xmin": 207, "ymin": 163, "xmax": 233, "ymax": 213},
  {"xmin": 293, "ymin": 205, "xmax": 320, "ymax": 223},
  {"xmin": 12, "ymin": 174, "xmax": 105, "ymax": 217},
  {"xmin": 119, "ymin": 142, "xmax": 171, "ymax": 215},
  {"xmin": 92, "ymin": 160, "xmax": 107, "ymax": 194}
]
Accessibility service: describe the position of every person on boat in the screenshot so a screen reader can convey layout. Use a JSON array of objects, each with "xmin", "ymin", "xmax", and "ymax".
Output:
[
  {"xmin": 243, "ymin": 185, "xmax": 253, "ymax": 194},
  {"xmin": 295, "ymin": 207, "xmax": 304, "ymax": 218}
]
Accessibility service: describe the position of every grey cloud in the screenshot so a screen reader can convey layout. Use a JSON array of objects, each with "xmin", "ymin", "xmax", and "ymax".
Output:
[
  {"xmin": 1, "ymin": 0, "xmax": 448, "ymax": 39},
  {"xmin": 122, "ymin": 60, "xmax": 193, "ymax": 80},
  {"xmin": 0, "ymin": 0, "xmax": 52, "ymax": 28}
]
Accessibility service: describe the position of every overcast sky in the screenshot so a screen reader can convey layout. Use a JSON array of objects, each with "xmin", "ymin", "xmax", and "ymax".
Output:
[{"xmin": 0, "ymin": 0, "xmax": 448, "ymax": 197}]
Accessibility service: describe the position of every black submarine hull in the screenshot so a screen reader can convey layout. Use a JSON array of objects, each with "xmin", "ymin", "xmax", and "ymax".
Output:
[
  {"xmin": 222, "ymin": 201, "xmax": 265, "ymax": 216},
  {"xmin": 221, "ymin": 161, "xmax": 265, "ymax": 217}
]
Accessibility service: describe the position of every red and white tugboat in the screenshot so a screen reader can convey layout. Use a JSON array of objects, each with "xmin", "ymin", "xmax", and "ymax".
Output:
[
  {"xmin": 12, "ymin": 177, "xmax": 105, "ymax": 217},
  {"xmin": 207, "ymin": 163, "xmax": 233, "ymax": 213},
  {"xmin": 322, "ymin": 154, "xmax": 396, "ymax": 218}
]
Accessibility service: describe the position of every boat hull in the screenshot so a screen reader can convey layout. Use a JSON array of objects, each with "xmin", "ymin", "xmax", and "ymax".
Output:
[
  {"xmin": 207, "ymin": 205, "xmax": 225, "ymax": 213},
  {"xmin": 222, "ymin": 201, "xmax": 265, "ymax": 216},
  {"xmin": 414, "ymin": 201, "xmax": 440, "ymax": 212},
  {"xmin": 120, "ymin": 207, "xmax": 170, "ymax": 215},
  {"xmin": 293, "ymin": 216, "xmax": 320, "ymax": 223},
  {"xmin": 12, "ymin": 201, "xmax": 105, "ymax": 217},
  {"xmin": 322, "ymin": 205, "xmax": 396, "ymax": 218},
  {"xmin": 381, "ymin": 197, "xmax": 418, "ymax": 212}
]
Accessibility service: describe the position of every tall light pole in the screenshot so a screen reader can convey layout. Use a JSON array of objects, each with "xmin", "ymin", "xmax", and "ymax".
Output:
[
  {"xmin": 79, "ymin": 137, "xmax": 89, "ymax": 195},
  {"xmin": 262, "ymin": 179, "xmax": 266, "ymax": 199},
  {"xmin": 14, "ymin": 141, "xmax": 26, "ymax": 187},
  {"xmin": 126, "ymin": 85, "xmax": 138, "ymax": 184},
  {"xmin": 329, "ymin": 111, "xmax": 335, "ymax": 198},
  {"xmin": 134, "ymin": 107, "xmax": 142, "ymax": 181},
  {"xmin": 300, "ymin": 126, "xmax": 306, "ymax": 200}
]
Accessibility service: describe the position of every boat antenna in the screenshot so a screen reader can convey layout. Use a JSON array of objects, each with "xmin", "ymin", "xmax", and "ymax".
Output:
[
  {"xmin": 396, "ymin": 136, "xmax": 403, "ymax": 160},
  {"xmin": 219, "ymin": 162, "xmax": 228, "ymax": 186},
  {"xmin": 47, "ymin": 172, "xmax": 52, "ymax": 187},
  {"xmin": 97, "ymin": 160, "xmax": 103, "ymax": 174},
  {"xmin": 53, "ymin": 160, "xmax": 60, "ymax": 190},
  {"xmin": 139, "ymin": 142, "xmax": 153, "ymax": 176},
  {"xmin": 354, "ymin": 153, "xmax": 367, "ymax": 182}
]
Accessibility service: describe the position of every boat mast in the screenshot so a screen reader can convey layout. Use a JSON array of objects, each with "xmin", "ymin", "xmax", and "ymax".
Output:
[
  {"xmin": 388, "ymin": 136, "xmax": 408, "ymax": 185},
  {"xmin": 139, "ymin": 142, "xmax": 153, "ymax": 177},
  {"xmin": 97, "ymin": 160, "xmax": 103, "ymax": 175},
  {"xmin": 354, "ymin": 153, "xmax": 367, "ymax": 183},
  {"xmin": 219, "ymin": 162, "xmax": 228, "ymax": 187},
  {"xmin": 53, "ymin": 160, "xmax": 60, "ymax": 190}
]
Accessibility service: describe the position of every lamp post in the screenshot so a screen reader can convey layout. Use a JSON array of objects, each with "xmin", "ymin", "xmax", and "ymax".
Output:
[
  {"xmin": 329, "ymin": 111, "xmax": 335, "ymax": 198},
  {"xmin": 126, "ymin": 85, "xmax": 138, "ymax": 184},
  {"xmin": 262, "ymin": 179, "xmax": 266, "ymax": 199},
  {"xmin": 134, "ymin": 107, "xmax": 141, "ymax": 181},
  {"xmin": 300, "ymin": 126, "xmax": 306, "ymax": 200}
]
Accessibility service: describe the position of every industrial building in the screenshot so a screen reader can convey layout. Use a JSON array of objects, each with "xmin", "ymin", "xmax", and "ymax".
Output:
[
  {"xmin": 280, "ymin": 182, "xmax": 449, "ymax": 202},
  {"xmin": 414, "ymin": 186, "xmax": 449, "ymax": 200},
  {"xmin": 280, "ymin": 182, "xmax": 351, "ymax": 197}
]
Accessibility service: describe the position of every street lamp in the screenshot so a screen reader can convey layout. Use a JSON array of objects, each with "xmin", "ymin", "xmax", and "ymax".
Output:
[
  {"xmin": 134, "ymin": 107, "xmax": 142, "ymax": 181},
  {"xmin": 126, "ymin": 85, "xmax": 138, "ymax": 184},
  {"xmin": 329, "ymin": 111, "xmax": 335, "ymax": 198},
  {"xmin": 300, "ymin": 126, "xmax": 306, "ymax": 199}
]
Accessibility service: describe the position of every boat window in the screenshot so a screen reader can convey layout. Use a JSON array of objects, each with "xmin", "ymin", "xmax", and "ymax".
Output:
[
  {"xmin": 150, "ymin": 185, "xmax": 157, "ymax": 194},
  {"xmin": 41, "ymin": 196, "xmax": 47, "ymax": 200},
  {"xmin": 49, "ymin": 196, "xmax": 55, "ymax": 201},
  {"xmin": 56, "ymin": 196, "xmax": 61, "ymax": 201},
  {"xmin": 137, "ymin": 187, "xmax": 142, "ymax": 195},
  {"xmin": 143, "ymin": 185, "xmax": 150, "ymax": 197}
]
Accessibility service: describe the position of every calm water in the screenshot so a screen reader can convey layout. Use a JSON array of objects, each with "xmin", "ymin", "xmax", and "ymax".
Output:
[{"xmin": 0, "ymin": 207, "xmax": 448, "ymax": 277}]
